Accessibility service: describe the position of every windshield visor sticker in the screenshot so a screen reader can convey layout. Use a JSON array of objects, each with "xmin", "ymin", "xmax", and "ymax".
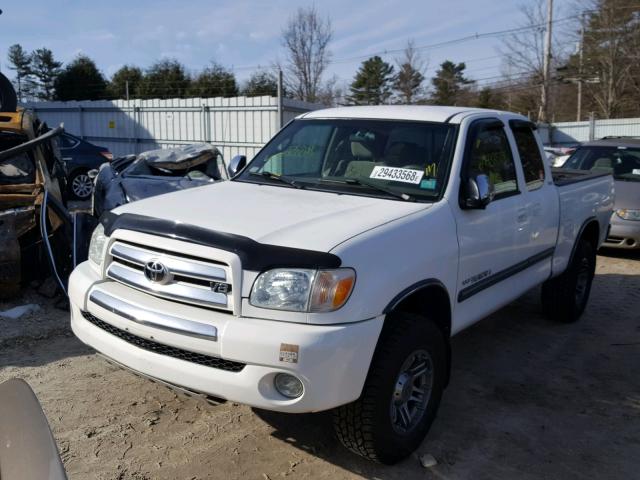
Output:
[
  {"xmin": 369, "ymin": 166, "xmax": 424, "ymax": 184},
  {"xmin": 279, "ymin": 343, "xmax": 299, "ymax": 363}
]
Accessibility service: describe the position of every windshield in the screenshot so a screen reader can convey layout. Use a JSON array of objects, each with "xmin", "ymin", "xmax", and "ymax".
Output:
[
  {"xmin": 236, "ymin": 119, "xmax": 458, "ymax": 201},
  {"xmin": 563, "ymin": 145, "xmax": 640, "ymax": 181}
]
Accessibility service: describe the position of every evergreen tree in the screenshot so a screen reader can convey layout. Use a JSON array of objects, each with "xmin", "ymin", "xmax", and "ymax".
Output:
[
  {"xmin": 475, "ymin": 87, "xmax": 505, "ymax": 110},
  {"xmin": 347, "ymin": 56, "xmax": 394, "ymax": 105},
  {"xmin": 31, "ymin": 48, "xmax": 62, "ymax": 100},
  {"xmin": 108, "ymin": 65, "xmax": 143, "ymax": 99},
  {"xmin": 54, "ymin": 55, "xmax": 107, "ymax": 101},
  {"xmin": 429, "ymin": 60, "xmax": 473, "ymax": 105},
  {"xmin": 242, "ymin": 69, "xmax": 278, "ymax": 96},
  {"xmin": 188, "ymin": 63, "xmax": 238, "ymax": 97},
  {"xmin": 7, "ymin": 44, "xmax": 34, "ymax": 102},
  {"xmin": 138, "ymin": 59, "xmax": 191, "ymax": 99},
  {"xmin": 393, "ymin": 40, "xmax": 425, "ymax": 104}
]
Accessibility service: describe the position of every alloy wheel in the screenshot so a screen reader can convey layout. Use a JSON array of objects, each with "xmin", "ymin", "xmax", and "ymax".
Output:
[
  {"xmin": 390, "ymin": 349, "xmax": 433, "ymax": 434},
  {"xmin": 72, "ymin": 173, "xmax": 93, "ymax": 199}
]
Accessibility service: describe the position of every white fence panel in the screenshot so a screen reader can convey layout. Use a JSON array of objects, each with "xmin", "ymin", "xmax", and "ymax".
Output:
[
  {"xmin": 25, "ymin": 96, "xmax": 321, "ymax": 161},
  {"xmin": 593, "ymin": 118, "xmax": 640, "ymax": 140},
  {"xmin": 542, "ymin": 117, "xmax": 640, "ymax": 145}
]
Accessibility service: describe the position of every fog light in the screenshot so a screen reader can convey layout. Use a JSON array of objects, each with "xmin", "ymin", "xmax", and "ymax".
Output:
[{"xmin": 274, "ymin": 373, "xmax": 303, "ymax": 399}]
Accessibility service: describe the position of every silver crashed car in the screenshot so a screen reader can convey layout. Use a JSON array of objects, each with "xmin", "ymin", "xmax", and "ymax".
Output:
[{"xmin": 562, "ymin": 137, "xmax": 640, "ymax": 249}]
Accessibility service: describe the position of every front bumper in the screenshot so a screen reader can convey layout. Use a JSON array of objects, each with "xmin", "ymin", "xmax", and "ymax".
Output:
[
  {"xmin": 603, "ymin": 217, "xmax": 640, "ymax": 249},
  {"xmin": 69, "ymin": 261, "xmax": 384, "ymax": 413}
]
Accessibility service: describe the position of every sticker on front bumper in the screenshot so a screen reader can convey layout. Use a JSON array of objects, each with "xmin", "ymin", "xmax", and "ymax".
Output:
[{"xmin": 279, "ymin": 343, "xmax": 299, "ymax": 363}]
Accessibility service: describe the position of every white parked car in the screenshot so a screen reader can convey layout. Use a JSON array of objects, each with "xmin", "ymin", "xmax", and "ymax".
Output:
[{"xmin": 69, "ymin": 106, "xmax": 614, "ymax": 464}]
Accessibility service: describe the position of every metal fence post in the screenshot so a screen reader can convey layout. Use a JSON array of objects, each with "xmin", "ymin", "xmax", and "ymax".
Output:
[
  {"xmin": 201, "ymin": 105, "xmax": 211, "ymax": 143},
  {"xmin": 78, "ymin": 106, "xmax": 84, "ymax": 139},
  {"xmin": 277, "ymin": 69, "xmax": 283, "ymax": 129},
  {"xmin": 133, "ymin": 106, "xmax": 141, "ymax": 154},
  {"xmin": 588, "ymin": 112, "xmax": 596, "ymax": 141}
]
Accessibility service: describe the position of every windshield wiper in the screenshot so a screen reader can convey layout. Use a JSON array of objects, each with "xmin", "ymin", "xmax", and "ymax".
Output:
[
  {"xmin": 250, "ymin": 171, "xmax": 305, "ymax": 189},
  {"xmin": 319, "ymin": 178, "xmax": 416, "ymax": 201}
]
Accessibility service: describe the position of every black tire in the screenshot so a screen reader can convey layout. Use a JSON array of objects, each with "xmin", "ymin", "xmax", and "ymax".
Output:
[
  {"xmin": 541, "ymin": 238, "xmax": 596, "ymax": 323},
  {"xmin": 0, "ymin": 73, "xmax": 18, "ymax": 112},
  {"xmin": 333, "ymin": 312, "xmax": 447, "ymax": 464},
  {"xmin": 68, "ymin": 169, "xmax": 94, "ymax": 200}
]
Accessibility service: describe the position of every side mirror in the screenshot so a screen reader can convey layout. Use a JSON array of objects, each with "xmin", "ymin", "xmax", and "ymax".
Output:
[
  {"xmin": 462, "ymin": 174, "xmax": 494, "ymax": 209},
  {"xmin": 87, "ymin": 169, "xmax": 99, "ymax": 180},
  {"xmin": 227, "ymin": 155, "xmax": 247, "ymax": 178}
]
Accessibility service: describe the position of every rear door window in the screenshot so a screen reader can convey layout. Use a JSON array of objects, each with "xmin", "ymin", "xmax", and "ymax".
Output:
[
  {"xmin": 511, "ymin": 126, "xmax": 545, "ymax": 190},
  {"xmin": 59, "ymin": 134, "xmax": 79, "ymax": 149}
]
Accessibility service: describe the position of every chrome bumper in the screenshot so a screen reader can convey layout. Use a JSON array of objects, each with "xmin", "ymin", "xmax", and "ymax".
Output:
[{"xmin": 89, "ymin": 290, "xmax": 218, "ymax": 340}]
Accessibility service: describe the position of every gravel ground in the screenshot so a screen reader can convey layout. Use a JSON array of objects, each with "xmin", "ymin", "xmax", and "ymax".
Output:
[{"xmin": 1, "ymin": 251, "xmax": 639, "ymax": 480}]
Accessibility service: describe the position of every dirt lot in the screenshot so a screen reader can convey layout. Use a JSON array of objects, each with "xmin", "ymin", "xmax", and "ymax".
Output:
[{"xmin": 1, "ymin": 251, "xmax": 639, "ymax": 480}]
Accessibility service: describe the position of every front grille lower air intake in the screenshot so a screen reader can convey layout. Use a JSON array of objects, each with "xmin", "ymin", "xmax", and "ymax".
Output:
[{"xmin": 81, "ymin": 311, "xmax": 245, "ymax": 372}]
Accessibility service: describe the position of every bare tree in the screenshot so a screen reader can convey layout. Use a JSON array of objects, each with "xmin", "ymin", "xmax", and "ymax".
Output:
[
  {"xmin": 281, "ymin": 6, "xmax": 332, "ymax": 103},
  {"xmin": 500, "ymin": 0, "xmax": 571, "ymax": 120},
  {"xmin": 581, "ymin": 0, "xmax": 640, "ymax": 118},
  {"xmin": 393, "ymin": 40, "xmax": 427, "ymax": 104}
]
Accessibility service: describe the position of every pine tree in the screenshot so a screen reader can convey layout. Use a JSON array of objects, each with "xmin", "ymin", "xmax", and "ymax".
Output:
[
  {"xmin": 430, "ymin": 61, "xmax": 473, "ymax": 105},
  {"xmin": 54, "ymin": 55, "xmax": 107, "ymax": 101},
  {"xmin": 108, "ymin": 65, "xmax": 143, "ymax": 99},
  {"xmin": 188, "ymin": 63, "xmax": 238, "ymax": 97},
  {"xmin": 393, "ymin": 40, "xmax": 425, "ymax": 104},
  {"xmin": 347, "ymin": 56, "xmax": 394, "ymax": 105},
  {"xmin": 138, "ymin": 59, "xmax": 191, "ymax": 99},
  {"xmin": 31, "ymin": 48, "xmax": 62, "ymax": 100},
  {"xmin": 242, "ymin": 69, "xmax": 278, "ymax": 96},
  {"xmin": 7, "ymin": 44, "xmax": 34, "ymax": 102}
]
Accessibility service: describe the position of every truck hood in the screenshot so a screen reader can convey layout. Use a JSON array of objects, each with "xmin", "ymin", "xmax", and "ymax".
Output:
[{"xmin": 112, "ymin": 181, "xmax": 431, "ymax": 252}]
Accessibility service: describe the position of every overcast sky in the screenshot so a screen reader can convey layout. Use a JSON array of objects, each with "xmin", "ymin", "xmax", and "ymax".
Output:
[{"xmin": 0, "ymin": 0, "xmax": 575, "ymax": 89}]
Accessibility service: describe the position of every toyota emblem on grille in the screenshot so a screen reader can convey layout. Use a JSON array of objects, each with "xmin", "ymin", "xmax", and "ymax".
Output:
[{"xmin": 144, "ymin": 260, "xmax": 169, "ymax": 284}]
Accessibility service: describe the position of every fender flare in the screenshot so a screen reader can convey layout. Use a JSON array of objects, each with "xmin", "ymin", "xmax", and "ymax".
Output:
[
  {"xmin": 382, "ymin": 278, "xmax": 450, "ymax": 314},
  {"xmin": 567, "ymin": 216, "xmax": 599, "ymax": 267}
]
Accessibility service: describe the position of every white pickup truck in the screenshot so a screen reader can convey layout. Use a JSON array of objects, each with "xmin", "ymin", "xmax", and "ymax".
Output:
[{"xmin": 69, "ymin": 106, "xmax": 614, "ymax": 464}]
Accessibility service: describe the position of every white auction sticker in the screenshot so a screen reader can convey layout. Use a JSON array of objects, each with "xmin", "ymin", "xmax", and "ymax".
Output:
[{"xmin": 369, "ymin": 166, "xmax": 424, "ymax": 184}]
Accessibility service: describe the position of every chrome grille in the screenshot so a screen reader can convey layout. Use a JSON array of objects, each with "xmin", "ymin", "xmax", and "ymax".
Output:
[{"xmin": 106, "ymin": 241, "xmax": 233, "ymax": 311}]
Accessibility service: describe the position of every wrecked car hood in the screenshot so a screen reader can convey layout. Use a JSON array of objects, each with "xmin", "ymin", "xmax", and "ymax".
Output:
[
  {"xmin": 111, "ymin": 180, "xmax": 431, "ymax": 253},
  {"xmin": 93, "ymin": 143, "xmax": 227, "ymax": 217}
]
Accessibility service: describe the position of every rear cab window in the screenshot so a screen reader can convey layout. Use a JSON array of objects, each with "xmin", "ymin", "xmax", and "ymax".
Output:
[{"xmin": 510, "ymin": 121, "xmax": 546, "ymax": 190}]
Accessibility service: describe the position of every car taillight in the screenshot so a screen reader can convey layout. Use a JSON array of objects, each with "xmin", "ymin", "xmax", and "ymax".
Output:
[{"xmin": 100, "ymin": 151, "xmax": 113, "ymax": 161}]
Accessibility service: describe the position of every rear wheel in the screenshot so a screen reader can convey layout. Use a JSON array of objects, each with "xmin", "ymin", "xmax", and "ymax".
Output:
[
  {"xmin": 333, "ymin": 312, "xmax": 446, "ymax": 464},
  {"xmin": 542, "ymin": 238, "xmax": 596, "ymax": 323},
  {"xmin": 68, "ymin": 170, "xmax": 94, "ymax": 200}
]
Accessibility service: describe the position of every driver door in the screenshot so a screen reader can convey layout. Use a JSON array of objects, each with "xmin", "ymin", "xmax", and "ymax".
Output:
[{"xmin": 452, "ymin": 118, "xmax": 529, "ymax": 332}]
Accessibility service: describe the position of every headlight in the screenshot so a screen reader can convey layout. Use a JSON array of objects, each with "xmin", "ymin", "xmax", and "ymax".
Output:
[
  {"xmin": 88, "ymin": 224, "xmax": 108, "ymax": 266},
  {"xmin": 616, "ymin": 209, "xmax": 640, "ymax": 221},
  {"xmin": 250, "ymin": 268, "xmax": 355, "ymax": 312}
]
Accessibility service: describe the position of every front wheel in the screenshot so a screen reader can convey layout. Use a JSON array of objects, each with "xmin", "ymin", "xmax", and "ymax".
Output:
[
  {"xmin": 333, "ymin": 312, "xmax": 447, "ymax": 464},
  {"xmin": 542, "ymin": 238, "xmax": 596, "ymax": 323}
]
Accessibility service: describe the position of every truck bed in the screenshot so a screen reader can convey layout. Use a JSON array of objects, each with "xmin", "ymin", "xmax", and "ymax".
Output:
[
  {"xmin": 551, "ymin": 168, "xmax": 611, "ymax": 186},
  {"xmin": 550, "ymin": 168, "xmax": 614, "ymax": 277}
]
